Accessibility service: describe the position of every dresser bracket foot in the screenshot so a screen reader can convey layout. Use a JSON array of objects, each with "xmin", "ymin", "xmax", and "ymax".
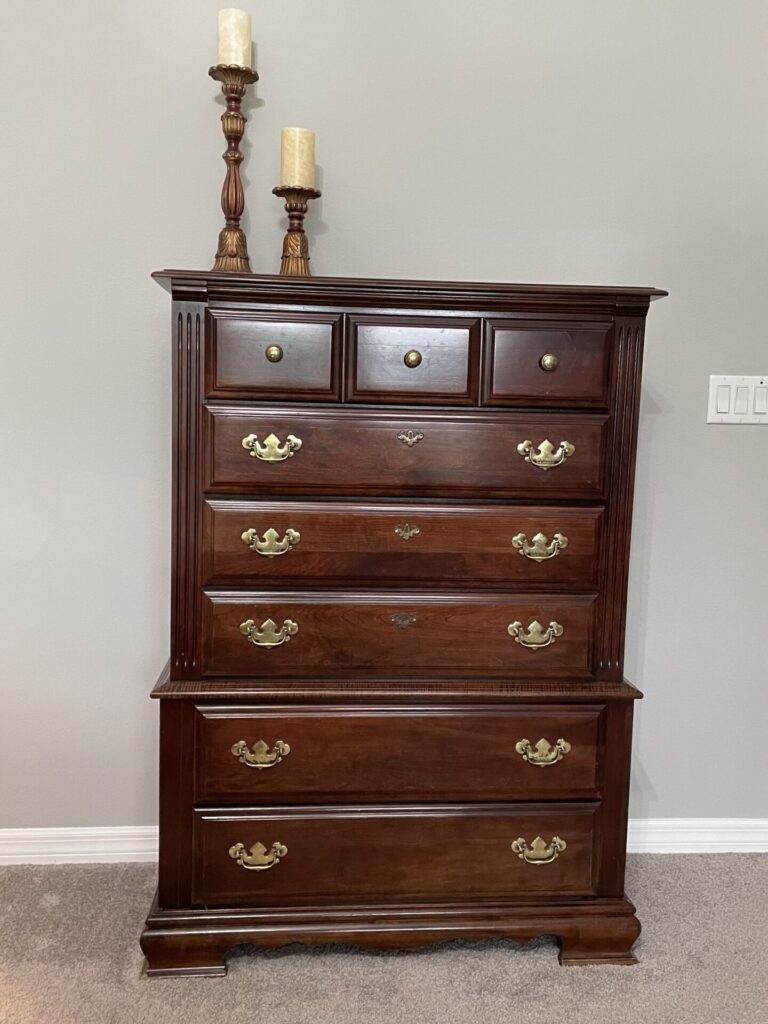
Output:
[
  {"xmin": 141, "ymin": 930, "xmax": 231, "ymax": 977},
  {"xmin": 556, "ymin": 910, "xmax": 641, "ymax": 966}
]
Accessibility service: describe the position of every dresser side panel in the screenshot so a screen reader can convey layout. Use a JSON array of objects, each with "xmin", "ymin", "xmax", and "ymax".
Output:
[
  {"xmin": 171, "ymin": 299, "xmax": 206, "ymax": 678},
  {"xmin": 595, "ymin": 317, "xmax": 646, "ymax": 679},
  {"xmin": 157, "ymin": 700, "xmax": 195, "ymax": 908}
]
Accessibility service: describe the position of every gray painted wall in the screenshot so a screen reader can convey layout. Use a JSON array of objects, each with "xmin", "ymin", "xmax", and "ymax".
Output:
[{"xmin": 2, "ymin": 0, "xmax": 766, "ymax": 826}]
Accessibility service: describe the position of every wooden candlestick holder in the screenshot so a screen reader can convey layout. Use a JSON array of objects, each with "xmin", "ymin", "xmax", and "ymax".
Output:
[
  {"xmin": 209, "ymin": 64, "xmax": 259, "ymax": 273},
  {"xmin": 272, "ymin": 186, "xmax": 321, "ymax": 276}
]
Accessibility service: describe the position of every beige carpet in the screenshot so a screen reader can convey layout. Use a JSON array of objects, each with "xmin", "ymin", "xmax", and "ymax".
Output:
[{"xmin": 1, "ymin": 855, "xmax": 766, "ymax": 1024}]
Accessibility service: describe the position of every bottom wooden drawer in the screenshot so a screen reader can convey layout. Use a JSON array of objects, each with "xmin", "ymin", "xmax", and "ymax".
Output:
[{"xmin": 192, "ymin": 804, "xmax": 598, "ymax": 906}]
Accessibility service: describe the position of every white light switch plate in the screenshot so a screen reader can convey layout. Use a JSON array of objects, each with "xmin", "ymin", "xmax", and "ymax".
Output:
[{"xmin": 707, "ymin": 375, "xmax": 768, "ymax": 423}]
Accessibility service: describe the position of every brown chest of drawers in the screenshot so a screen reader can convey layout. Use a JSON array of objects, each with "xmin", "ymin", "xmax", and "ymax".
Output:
[{"xmin": 140, "ymin": 271, "xmax": 666, "ymax": 976}]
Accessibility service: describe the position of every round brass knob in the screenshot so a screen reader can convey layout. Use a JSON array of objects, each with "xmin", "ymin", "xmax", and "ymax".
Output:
[
  {"xmin": 404, "ymin": 349, "xmax": 422, "ymax": 368},
  {"xmin": 539, "ymin": 352, "xmax": 559, "ymax": 372},
  {"xmin": 265, "ymin": 344, "xmax": 284, "ymax": 363}
]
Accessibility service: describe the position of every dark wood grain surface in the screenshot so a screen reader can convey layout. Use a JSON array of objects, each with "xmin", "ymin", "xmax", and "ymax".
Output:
[
  {"xmin": 201, "ymin": 591, "xmax": 596, "ymax": 679},
  {"xmin": 346, "ymin": 314, "xmax": 481, "ymax": 404},
  {"xmin": 202, "ymin": 499, "xmax": 603, "ymax": 588},
  {"xmin": 204, "ymin": 405, "xmax": 608, "ymax": 498},
  {"xmin": 194, "ymin": 703, "xmax": 602, "ymax": 802},
  {"xmin": 192, "ymin": 802, "xmax": 599, "ymax": 905},
  {"xmin": 483, "ymin": 320, "xmax": 612, "ymax": 406},
  {"xmin": 205, "ymin": 309, "xmax": 342, "ymax": 401}
]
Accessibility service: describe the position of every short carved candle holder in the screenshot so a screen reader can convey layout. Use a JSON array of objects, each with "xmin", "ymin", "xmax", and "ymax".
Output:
[
  {"xmin": 209, "ymin": 64, "xmax": 259, "ymax": 273},
  {"xmin": 272, "ymin": 186, "xmax": 321, "ymax": 277}
]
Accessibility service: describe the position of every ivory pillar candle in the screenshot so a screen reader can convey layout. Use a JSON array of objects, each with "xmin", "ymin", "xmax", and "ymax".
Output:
[
  {"xmin": 280, "ymin": 127, "xmax": 316, "ymax": 189},
  {"xmin": 217, "ymin": 8, "xmax": 252, "ymax": 68}
]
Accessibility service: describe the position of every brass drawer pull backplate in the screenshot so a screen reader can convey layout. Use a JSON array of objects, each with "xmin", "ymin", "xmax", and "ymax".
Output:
[
  {"xmin": 241, "ymin": 527, "xmax": 301, "ymax": 557},
  {"xmin": 515, "ymin": 737, "xmax": 571, "ymax": 766},
  {"xmin": 512, "ymin": 531, "xmax": 568, "ymax": 562},
  {"xmin": 239, "ymin": 617, "xmax": 298, "ymax": 647},
  {"xmin": 231, "ymin": 739, "xmax": 291, "ymax": 769},
  {"xmin": 511, "ymin": 836, "xmax": 567, "ymax": 865},
  {"xmin": 517, "ymin": 439, "xmax": 574, "ymax": 470},
  {"xmin": 229, "ymin": 841, "xmax": 287, "ymax": 871},
  {"xmin": 242, "ymin": 432, "xmax": 302, "ymax": 461},
  {"xmin": 508, "ymin": 620, "xmax": 563, "ymax": 649}
]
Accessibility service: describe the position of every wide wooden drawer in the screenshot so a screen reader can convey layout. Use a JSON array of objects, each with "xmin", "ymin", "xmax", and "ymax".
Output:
[
  {"xmin": 205, "ymin": 310, "xmax": 342, "ymax": 401},
  {"xmin": 192, "ymin": 803, "xmax": 598, "ymax": 906},
  {"xmin": 202, "ymin": 500, "xmax": 603, "ymax": 588},
  {"xmin": 483, "ymin": 320, "xmax": 612, "ymax": 407},
  {"xmin": 346, "ymin": 315, "xmax": 481, "ymax": 405},
  {"xmin": 194, "ymin": 704, "xmax": 602, "ymax": 802},
  {"xmin": 203, "ymin": 406, "xmax": 609, "ymax": 499},
  {"xmin": 201, "ymin": 591, "xmax": 595, "ymax": 679}
]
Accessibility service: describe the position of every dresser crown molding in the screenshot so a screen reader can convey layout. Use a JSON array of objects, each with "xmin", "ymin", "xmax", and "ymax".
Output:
[
  {"xmin": 153, "ymin": 269, "xmax": 667, "ymax": 316},
  {"xmin": 141, "ymin": 269, "xmax": 665, "ymax": 976}
]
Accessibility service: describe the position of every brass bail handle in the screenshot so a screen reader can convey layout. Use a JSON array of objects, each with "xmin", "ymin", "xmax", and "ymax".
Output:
[
  {"xmin": 231, "ymin": 739, "xmax": 291, "ymax": 769},
  {"xmin": 515, "ymin": 738, "xmax": 571, "ymax": 766},
  {"xmin": 511, "ymin": 836, "xmax": 567, "ymax": 865},
  {"xmin": 517, "ymin": 439, "xmax": 574, "ymax": 470},
  {"xmin": 241, "ymin": 527, "xmax": 301, "ymax": 557},
  {"xmin": 507, "ymin": 620, "xmax": 563, "ymax": 649},
  {"xmin": 241, "ymin": 432, "xmax": 303, "ymax": 462},
  {"xmin": 229, "ymin": 841, "xmax": 287, "ymax": 871},
  {"xmin": 511, "ymin": 532, "xmax": 568, "ymax": 562},
  {"xmin": 240, "ymin": 617, "xmax": 298, "ymax": 647}
]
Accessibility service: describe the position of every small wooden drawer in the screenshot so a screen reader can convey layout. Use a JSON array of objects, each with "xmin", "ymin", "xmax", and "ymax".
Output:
[
  {"xmin": 202, "ymin": 499, "xmax": 602, "ymax": 588},
  {"xmin": 194, "ymin": 704, "xmax": 603, "ymax": 803},
  {"xmin": 205, "ymin": 310, "xmax": 342, "ymax": 400},
  {"xmin": 203, "ymin": 405, "xmax": 608, "ymax": 499},
  {"xmin": 192, "ymin": 803, "xmax": 598, "ymax": 906},
  {"xmin": 201, "ymin": 591, "xmax": 595, "ymax": 679},
  {"xmin": 346, "ymin": 315, "xmax": 481, "ymax": 405},
  {"xmin": 483, "ymin": 321, "xmax": 612, "ymax": 407}
]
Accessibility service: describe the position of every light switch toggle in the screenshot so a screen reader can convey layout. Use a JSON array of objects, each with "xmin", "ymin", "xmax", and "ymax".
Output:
[
  {"xmin": 716, "ymin": 386, "xmax": 730, "ymax": 414},
  {"xmin": 734, "ymin": 387, "xmax": 749, "ymax": 415}
]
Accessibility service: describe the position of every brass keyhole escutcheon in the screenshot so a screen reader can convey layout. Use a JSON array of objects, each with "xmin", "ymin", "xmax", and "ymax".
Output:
[
  {"xmin": 265, "ymin": 344, "xmax": 284, "ymax": 363},
  {"xmin": 394, "ymin": 523, "xmax": 420, "ymax": 541},
  {"xmin": 539, "ymin": 352, "xmax": 559, "ymax": 372},
  {"xmin": 404, "ymin": 349, "xmax": 422, "ymax": 368},
  {"xmin": 397, "ymin": 429, "xmax": 424, "ymax": 447},
  {"xmin": 391, "ymin": 612, "xmax": 417, "ymax": 629}
]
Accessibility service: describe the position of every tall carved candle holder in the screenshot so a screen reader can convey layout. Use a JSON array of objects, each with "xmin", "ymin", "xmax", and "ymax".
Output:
[
  {"xmin": 272, "ymin": 186, "xmax": 321, "ymax": 276},
  {"xmin": 209, "ymin": 64, "xmax": 259, "ymax": 272}
]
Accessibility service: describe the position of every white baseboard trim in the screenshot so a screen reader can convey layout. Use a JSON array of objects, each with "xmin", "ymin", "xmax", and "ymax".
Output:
[
  {"xmin": 627, "ymin": 818, "xmax": 768, "ymax": 853},
  {"xmin": 0, "ymin": 819, "xmax": 766, "ymax": 865},
  {"xmin": 0, "ymin": 826, "xmax": 158, "ymax": 865}
]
